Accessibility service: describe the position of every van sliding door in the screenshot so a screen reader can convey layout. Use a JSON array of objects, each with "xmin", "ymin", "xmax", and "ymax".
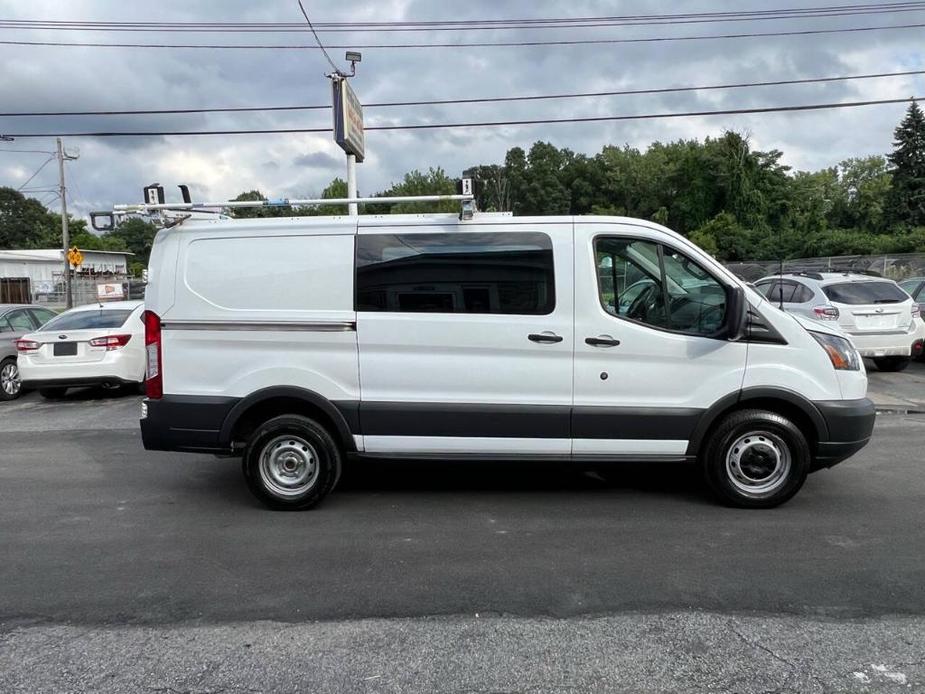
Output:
[{"xmin": 355, "ymin": 220, "xmax": 574, "ymax": 456}]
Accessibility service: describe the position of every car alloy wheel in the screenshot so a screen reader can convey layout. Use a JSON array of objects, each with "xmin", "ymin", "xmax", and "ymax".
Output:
[{"xmin": 1, "ymin": 360, "xmax": 21, "ymax": 398}]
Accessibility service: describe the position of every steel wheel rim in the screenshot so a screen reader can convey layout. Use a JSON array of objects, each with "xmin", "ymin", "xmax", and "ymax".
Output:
[
  {"xmin": 258, "ymin": 435, "xmax": 319, "ymax": 498},
  {"xmin": 725, "ymin": 431, "xmax": 791, "ymax": 497},
  {"xmin": 1, "ymin": 362, "xmax": 20, "ymax": 396}
]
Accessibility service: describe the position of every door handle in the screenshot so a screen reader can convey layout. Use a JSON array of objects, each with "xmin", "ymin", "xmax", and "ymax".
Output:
[
  {"xmin": 528, "ymin": 333, "xmax": 564, "ymax": 344},
  {"xmin": 585, "ymin": 336, "xmax": 621, "ymax": 347}
]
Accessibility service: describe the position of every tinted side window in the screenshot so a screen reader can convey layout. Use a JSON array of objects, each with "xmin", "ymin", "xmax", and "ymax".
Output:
[
  {"xmin": 356, "ymin": 232, "xmax": 555, "ymax": 315},
  {"xmin": 792, "ymin": 284, "xmax": 815, "ymax": 303},
  {"xmin": 766, "ymin": 281, "xmax": 800, "ymax": 304},
  {"xmin": 661, "ymin": 247, "xmax": 728, "ymax": 335},
  {"xmin": 0, "ymin": 317, "xmax": 11, "ymax": 333},
  {"xmin": 899, "ymin": 280, "xmax": 922, "ymax": 299},
  {"xmin": 754, "ymin": 282, "xmax": 773, "ymax": 298},
  {"xmin": 28, "ymin": 308, "xmax": 57, "ymax": 327},
  {"xmin": 596, "ymin": 238, "xmax": 727, "ymax": 336},
  {"xmin": 6, "ymin": 310, "xmax": 34, "ymax": 332}
]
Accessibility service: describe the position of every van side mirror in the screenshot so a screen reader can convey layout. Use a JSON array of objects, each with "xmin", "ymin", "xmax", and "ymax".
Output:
[
  {"xmin": 90, "ymin": 211, "xmax": 114, "ymax": 232},
  {"xmin": 724, "ymin": 285, "xmax": 748, "ymax": 341}
]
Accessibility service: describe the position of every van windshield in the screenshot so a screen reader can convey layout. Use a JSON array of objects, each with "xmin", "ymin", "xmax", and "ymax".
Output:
[
  {"xmin": 822, "ymin": 282, "xmax": 907, "ymax": 305},
  {"xmin": 40, "ymin": 309, "xmax": 134, "ymax": 331}
]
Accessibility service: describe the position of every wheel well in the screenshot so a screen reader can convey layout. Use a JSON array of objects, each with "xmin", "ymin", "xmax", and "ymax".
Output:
[
  {"xmin": 229, "ymin": 397, "xmax": 350, "ymax": 451},
  {"xmin": 699, "ymin": 397, "xmax": 820, "ymax": 455}
]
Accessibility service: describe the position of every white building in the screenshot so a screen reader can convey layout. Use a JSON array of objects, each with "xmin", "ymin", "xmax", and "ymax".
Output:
[{"xmin": 0, "ymin": 249, "xmax": 134, "ymax": 303}]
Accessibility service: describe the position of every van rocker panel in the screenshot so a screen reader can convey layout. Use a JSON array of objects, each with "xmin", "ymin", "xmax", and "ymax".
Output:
[{"xmin": 140, "ymin": 390, "xmax": 876, "ymax": 469}]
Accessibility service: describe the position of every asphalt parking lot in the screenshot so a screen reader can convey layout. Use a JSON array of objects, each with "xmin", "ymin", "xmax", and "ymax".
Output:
[{"xmin": 2, "ymin": 364, "xmax": 925, "ymax": 693}]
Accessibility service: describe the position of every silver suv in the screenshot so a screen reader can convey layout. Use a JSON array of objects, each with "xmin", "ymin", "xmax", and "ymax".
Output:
[{"xmin": 754, "ymin": 272, "xmax": 925, "ymax": 372}]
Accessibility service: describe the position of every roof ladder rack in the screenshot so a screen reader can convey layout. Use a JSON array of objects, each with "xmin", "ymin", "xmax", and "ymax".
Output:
[{"xmin": 91, "ymin": 178, "xmax": 478, "ymax": 231}]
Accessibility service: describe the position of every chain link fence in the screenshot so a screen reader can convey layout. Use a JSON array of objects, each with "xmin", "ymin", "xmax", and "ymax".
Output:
[
  {"xmin": 30, "ymin": 274, "xmax": 146, "ymax": 309},
  {"xmin": 726, "ymin": 253, "xmax": 925, "ymax": 283}
]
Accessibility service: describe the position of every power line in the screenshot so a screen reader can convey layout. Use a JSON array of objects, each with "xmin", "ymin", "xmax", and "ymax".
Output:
[
  {"xmin": 2, "ymin": 21, "xmax": 923, "ymax": 49},
  {"xmin": 0, "ymin": 148, "xmax": 57, "ymax": 153},
  {"xmin": 3, "ymin": 69, "xmax": 923, "ymax": 117},
  {"xmin": 3, "ymin": 2, "xmax": 924, "ymax": 32},
  {"xmin": 5, "ymin": 96, "xmax": 921, "ymax": 139},
  {"xmin": 16, "ymin": 155, "xmax": 55, "ymax": 190},
  {"xmin": 295, "ymin": 0, "xmax": 343, "ymax": 74}
]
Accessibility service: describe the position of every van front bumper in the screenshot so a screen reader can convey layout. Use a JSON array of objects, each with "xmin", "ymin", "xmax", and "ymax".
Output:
[{"xmin": 812, "ymin": 398, "xmax": 876, "ymax": 470}]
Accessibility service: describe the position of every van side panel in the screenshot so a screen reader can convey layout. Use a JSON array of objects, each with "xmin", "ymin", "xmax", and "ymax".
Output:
[{"xmin": 160, "ymin": 229, "xmax": 359, "ymax": 406}]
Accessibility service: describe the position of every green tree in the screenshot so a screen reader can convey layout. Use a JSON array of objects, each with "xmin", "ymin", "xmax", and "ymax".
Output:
[
  {"xmin": 369, "ymin": 167, "xmax": 458, "ymax": 214},
  {"xmin": 228, "ymin": 190, "xmax": 292, "ymax": 219},
  {"xmin": 466, "ymin": 164, "xmax": 511, "ymax": 212},
  {"xmin": 829, "ymin": 156, "xmax": 892, "ymax": 232},
  {"xmin": 297, "ymin": 178, "xmax": 349, "ymax": 216},
  {"xmin": 0, "ymin": 187, "xmax": 59, "ymax": 248},
  {"xmin": 690, "ymin": 213, "xmax": 752, "ymax": 261},
  {"xmin": 103, "ymin": 217, "xmax": 158, "ymax": 265},
  {"xmin": 887, "ymin": 100, "xmax": 925, "ymax": 226}
]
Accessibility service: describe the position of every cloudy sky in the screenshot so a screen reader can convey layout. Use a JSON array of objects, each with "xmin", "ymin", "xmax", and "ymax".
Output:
[{"xmin": 0, "ymin": 0, "xmax": 923, "ymax": 221}]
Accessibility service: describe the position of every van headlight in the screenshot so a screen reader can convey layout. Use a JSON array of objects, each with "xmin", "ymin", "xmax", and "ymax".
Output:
[{"xmin": 810, "ymin": 331, "xmax": 860, "ymax": 371}]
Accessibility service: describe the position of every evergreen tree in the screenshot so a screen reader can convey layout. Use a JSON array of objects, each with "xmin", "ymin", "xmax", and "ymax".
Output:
[{"xmin": 887, "ymin": 100, "xmax": 925, "ymax": 226}]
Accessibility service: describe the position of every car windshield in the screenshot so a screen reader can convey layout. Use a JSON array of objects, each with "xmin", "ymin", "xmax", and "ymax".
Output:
[
  {"xmin": 40, "ymin": 308, "xmax": 133, "ymax": 331},
  {"xmin": 822, "ymin": 281, "xmax": 907, "ymax": 305}
]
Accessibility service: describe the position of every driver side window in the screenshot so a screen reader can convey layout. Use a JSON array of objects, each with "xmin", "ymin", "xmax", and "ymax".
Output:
[{"xmin": 595, "ymin": 237, "xmax": 728, "ymax": 336}]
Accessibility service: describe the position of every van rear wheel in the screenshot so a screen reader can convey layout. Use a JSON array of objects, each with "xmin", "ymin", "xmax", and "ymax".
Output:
[
  {"xmin": 242, "ymin": 415, "xmax": 340, "ymax": 510},
  {"xmin": 701, "ymin": 409, "xmax": 810, "ymax": 509}
]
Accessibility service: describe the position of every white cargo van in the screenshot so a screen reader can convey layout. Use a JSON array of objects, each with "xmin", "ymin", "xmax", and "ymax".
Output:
[{"xmin": 139, "ymin": 212, "xmax": 875, "ymax": 509}]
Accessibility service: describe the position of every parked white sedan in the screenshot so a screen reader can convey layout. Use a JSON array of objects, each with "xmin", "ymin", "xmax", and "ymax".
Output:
[{"xmin": 17, "ymin": 300, "xmax": 145, "ymax": 398}]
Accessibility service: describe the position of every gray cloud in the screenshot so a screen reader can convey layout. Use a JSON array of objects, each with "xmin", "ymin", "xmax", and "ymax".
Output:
[
  {"xmin": 0, "ymin": 0, "xmax": 923, "ymax": 219},
  {"xmin": 293, "ymin": 151, "xmax": 341, "ymax": 168}
]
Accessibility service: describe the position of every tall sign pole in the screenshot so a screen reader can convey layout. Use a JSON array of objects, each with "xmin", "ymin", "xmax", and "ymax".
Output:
[
  {"xmin": 346, "ymin": 151, "xmax": 357, "ymax": 217},
  {"xmin": 56, "ymin": 138, "xmax": 78, "ymax": 309},
  {"xmin": 331, "ymin": 52, "xmax": 364, "ymax": 217}
]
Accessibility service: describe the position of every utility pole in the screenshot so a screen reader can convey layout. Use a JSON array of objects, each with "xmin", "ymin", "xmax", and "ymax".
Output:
[{"xmin": 56, "ymin": 138, "xmax": 78, "ymax": 308}]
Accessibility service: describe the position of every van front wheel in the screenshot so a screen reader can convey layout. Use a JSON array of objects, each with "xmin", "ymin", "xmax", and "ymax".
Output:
[
  {"xmin": 701, "ymin": 409, "xmax": 810, "ymax": 509},
  {"xmin": 242, "ymin": 415, "xmax": 340, "ymax": 510}
]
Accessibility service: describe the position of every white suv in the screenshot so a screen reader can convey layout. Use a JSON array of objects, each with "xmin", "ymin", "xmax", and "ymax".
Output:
[{"xmin": 754, "ymin": 273, "xmax": 925, "ymax": 371}]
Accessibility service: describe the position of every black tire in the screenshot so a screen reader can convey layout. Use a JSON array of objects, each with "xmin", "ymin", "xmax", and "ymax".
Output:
[
  {"xmin": 701, "ymin": 409, "xmax": 810, "ymax": 509},
  {"xmin": 39, "ymin": 387, "xmax": 68, "ymax": 400},
  {"xmin": 122, "ymin": 381, "xmax": 146, "ymax": 395},
  {"xmin": 0, "ymin": 357, "xmax": 22, "ymax": 401},
  {"xmin": 242, "ymin": 415, "xmax": 340, "ymax": 510},
  {"xmin": 873, "ymin": 356, "xmax": 911, "ymax": 372}
]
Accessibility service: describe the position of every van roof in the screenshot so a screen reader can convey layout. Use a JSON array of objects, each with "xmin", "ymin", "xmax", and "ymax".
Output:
[{"xmin": 173, "ymin": 212, "xmax": 674, "ymax": 233}]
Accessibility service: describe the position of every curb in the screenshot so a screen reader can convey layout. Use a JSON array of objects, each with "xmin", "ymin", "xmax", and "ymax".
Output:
[{"xmin": 875, "ymin": 407, "xmax": 925, "ymax": 415}]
